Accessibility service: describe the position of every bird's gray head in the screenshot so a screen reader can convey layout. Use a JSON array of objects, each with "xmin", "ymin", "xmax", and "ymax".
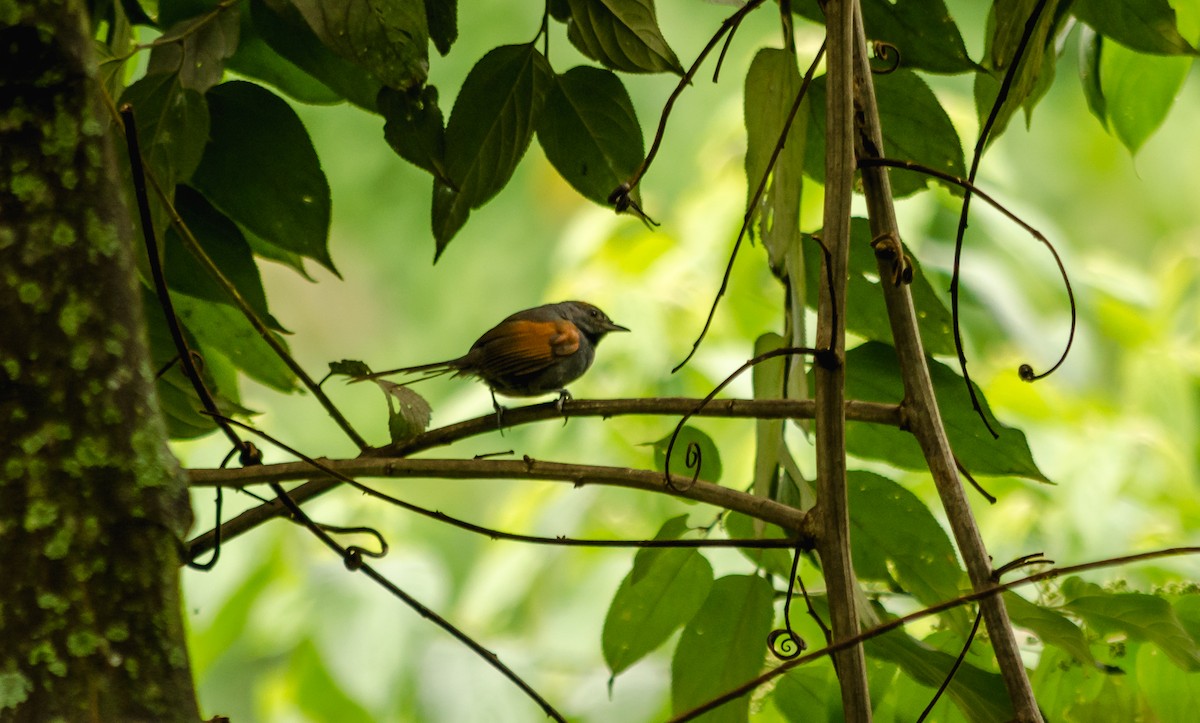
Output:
[{"xmin": 560, "ymin": 301, "xmax": 629, "ymax": 342}]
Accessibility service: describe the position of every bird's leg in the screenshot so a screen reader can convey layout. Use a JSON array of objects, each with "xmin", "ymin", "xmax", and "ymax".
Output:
[
  {"xmin": 556, "ymin": 389, "xmax": 572, "ymax": 426},
  {"xmin": 491, "ymin": 389, "xmax": 507, "ymax": 433}
]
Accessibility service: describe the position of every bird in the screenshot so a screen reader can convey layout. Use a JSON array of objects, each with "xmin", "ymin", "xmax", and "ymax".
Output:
[{"xmin": 356, "ymin": 301, "xmax": 628, "ymax": 411}]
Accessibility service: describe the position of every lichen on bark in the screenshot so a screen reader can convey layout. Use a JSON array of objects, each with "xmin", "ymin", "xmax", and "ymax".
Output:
[{"xmin": 0, "ymin": 1, "xmax": 201, "ymax": 719}]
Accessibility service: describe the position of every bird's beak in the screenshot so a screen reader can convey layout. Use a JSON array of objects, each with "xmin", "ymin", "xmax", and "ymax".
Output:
[{"xmin": 606, "ymin": 320, "xmax": 630, "ymax": 332}]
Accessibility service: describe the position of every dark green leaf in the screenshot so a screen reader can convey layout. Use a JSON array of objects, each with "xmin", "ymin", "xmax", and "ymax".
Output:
[
  {"xmin": 860, "ymin": 0, "xmax": 980, "ymax": 73},
  {"xmin": 147, "ymin": 4, "xmax": 241, "ymax": 92},
  {"xmin": 143, "ymin": 288, "xmax": 254, "ymax": 438},
  {"xmin": 1099, "ymin": 40, "xmax": 1192, "ymax": 154},
  {"xmin": 444, "ymin": 44, "xmax": 553, "ymax": 208},
  {"xmin": 120, "ymin": 72, "xmax": 210, "ymax": 184},
  {"xmin": 791, "ymin": 0, "xmax": 979, "ymax": 73},
  {"xmin": 825, "ymin": 341, "xmax": 1050, "ymax": 481},
  {"xmin": 254, "ymin": 0, "xmax": 383, "ymax": 110},
  {"xmin": 376, "ymin": 381, "xmax": 432, "ymax": 443},
  {"xmin": 1063, "ymin": 587, "xmax": 1200, "ymax": 671},
  {"xmin": 172, "ymin": 294, "xmax": 297, "ymax": 392},
  {"xmin": 1078, "ymin": 26, "xmax": 1108, "ymax": 127},
  {"xmin": 192, "ymin": 81, "xmax": 335, "ymax": 274},
  {"xmin": 744, "ymin": 48, "xmax": 806, "ymax": 273},
  {"xmin": 329, "ymin": 359, "xmax": 373, "ymax": 378},
  {"xmin": 424, "ymin": 0, "xmax": 456, "ymax": 55},
  {"xmin": 603, "ymin": 517, "xmax": 713, "ymax": 677},
  {"xmin": 867, "ymin": 619, "xmax": 1014, "ymax": 722},
  {"xmin": 973, "ymin": 0, "xmax": 1070, "ymax": 139},
  {"xmin": 286, "ymin": 0, "xmax": 429, "ymax": 91},
  {"xmin": 651, "ymin": 425, "xmax": 722, "ymax": 485},
  {"xmin": 1003, "ymin": 591, "xmax": 1097, "ymax": 666},
  {"xmin": 1073, "ymin": 0, "xmax": 1197, "ymax": 55},
  {"xmin": 227, "ymin": 4, "xmax": 344, "ymax": 104},
  {"xmin": 772, "ymin": 663, "xmax": 837, "ymax": 722},
  {"xmin": 847, "ymin": 471, "xmax": 972, "ymax": 636},
  {"xmin": 805, "ymin": 219, "xmax": 955, "ymax": 355},
  {"xmin": 566, "ymin": 0, "xmax": 684, "ymax": 75},
  {"xmin": 536, "ymin": 66, "xmax": 644, "ymax": 206},
  {"xmin": 431, "ymin": 179, "xmax": 470, "ymax": 260},
  {"xmin": 380, "ymin": 85, "xmax": 447, "ymax": 180},
  {"xmin": 165, "ymin": 185, "xmax": 282, "ymax": 331},
  {"xmin": 672, "ymin": 575, "xmax": 774, "ymax": 722},
  {"xmin": 806, "ymin": 70, "xmax": 965, "ymax": 198}
]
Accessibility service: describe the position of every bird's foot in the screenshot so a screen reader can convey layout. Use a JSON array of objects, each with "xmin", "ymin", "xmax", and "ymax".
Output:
[
  {"xmin": 556, "ymin": 389, "xmax": 572, "ymax": 426},
  {"xmin": 491, "ymin": 391, "xmax": 508, "ymax": 434}
]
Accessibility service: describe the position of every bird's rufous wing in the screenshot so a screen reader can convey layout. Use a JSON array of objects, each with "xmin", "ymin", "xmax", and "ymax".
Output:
[{"xmin": 474, "ymin": 319, "xmax": 580, "ymax": 377}]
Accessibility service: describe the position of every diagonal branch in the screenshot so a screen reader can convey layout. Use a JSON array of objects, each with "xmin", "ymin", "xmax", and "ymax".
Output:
[{"xmin": 848, "ymin": 6, "xmax": 1042, "ymax": 721}]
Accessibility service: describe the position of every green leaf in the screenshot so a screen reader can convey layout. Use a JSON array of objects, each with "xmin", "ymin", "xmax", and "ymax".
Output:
[
  {"xmin": 671, "ymin": 575, "xmax": 774, "ymax": 722},
  {"xmin": 1063, "ymin": 587, "xmax": 1200, "ymax": 671},
  {"xmin": 651, "ymin": 425, "xmax": 723, "ymax": 485},
  {"xmin": 974, "ymin": 0, "xmax": 1070, "ymax": 139},
  {"xmin": 772, "ymin": 663, "xmax": 838, "ymax": 722},
  {"xmin": 147, "ymin": 4, "xmax": 241, "ymax": 92},
  {"xmin": 424, "ymin": 0, "xmax": 456, "ymax": 55},
  {"xmin": 867, "ymin": 620, "xmax": 1014, "ymax": 722},
  {"xmin": 565, "ymin": 0, "xmax": 684, "ymax": 75},
  {"xmin": 119, "ymin": 72, "xmax": 210, "ymax": 185},
  {"xmin": 744, "ymin": 48, "xmax": 806, "ymax": 273},
  {"xmin": 172, "ymin": 294, "xmax": 297, "ymax": 392},
  {"xmin": 602, "ymin": 517, "xmax": 713, "ymax": 677},
  {"xmin": 192, "ymin": 81, "xmax": 335, "ymax": 275},
  {"xmin": 847, "ymin": 471, "xmax": 972, "ymax": 636},
  {"xmin": 165, "ymin": 185, "xmax": 282, "ymax": 331},
  {"xmin": 751, "ymin": 333, "xmax": 787, "ymax": 502},
  {"xmin": 805, "ymin": 219, "xmax": 955, "ymax": 355},
  {"xmin": 805, "ymin": 70, "xmax": 965, "ymax": 198},
  {"xmin": 1099, "ymin": 39, "xmax": 1192, "ymax": 154},
  {"xmin": 1003, "ymin": 591, "xmax": 1097, "ymax": 666},
  {"xmin": 444, "ymin": 44, "xmax": 553, "ymax": 208},
  {"xmin": 828, "ymin": 341, "xmax": 1050, "ymax": 481},
  {"xmin": 1073, "ymin": 0, "xmax": 1197, "ymax": 55},
  {"xmin": 723, "ymin": 511, "xmax": 793, "ymax": 578},
  {"xmin": 285, "ymin": 0, "xmax": 429, "ymax": 91},
  {"xmin": 380, "ymin": 85, "xmax": 447, "ymax": 180},
  {"xmin": 253, "ymin": 0, "xmax": 382, "ymax": 109},
  {"xmin": 1138, "ymin": 641, "xmax": 1200, "ymax": 723},
  {"xmin": 536, "ymin": 66, "xmax": 644, "ymax": 206}
]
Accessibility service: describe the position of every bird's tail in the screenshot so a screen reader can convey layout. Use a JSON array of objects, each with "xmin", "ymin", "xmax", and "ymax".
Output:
[{"xmin": 350, "ymin": 359, "xmax": 461, "ymax": 384}]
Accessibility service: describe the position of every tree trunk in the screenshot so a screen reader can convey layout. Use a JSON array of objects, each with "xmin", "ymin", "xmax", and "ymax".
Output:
[{"xmin": 0, "ymin": 2, "xmax": 201, "ymax": 720}]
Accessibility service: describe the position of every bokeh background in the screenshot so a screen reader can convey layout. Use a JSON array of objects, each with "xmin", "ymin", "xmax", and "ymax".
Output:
[{"xmin": 173, "ymin": 1, "xmax": 1200, "ymax": 720}]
